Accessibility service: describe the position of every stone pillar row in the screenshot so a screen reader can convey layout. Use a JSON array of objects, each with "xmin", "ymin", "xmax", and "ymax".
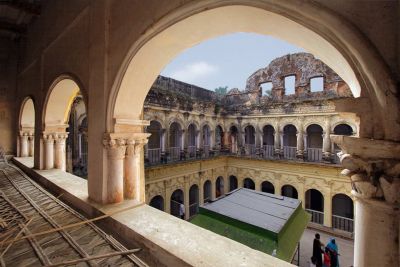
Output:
[
  {"xmin": 18, "ymin": 131, "xmax": 34, "ymax": 157},
  {"xmin": 103, "ymin": 133, "xmax": 149, "ymax": 204},
  {"xmin": 42, "ymin": 132, "xmax": 68, "ymax": 171}
]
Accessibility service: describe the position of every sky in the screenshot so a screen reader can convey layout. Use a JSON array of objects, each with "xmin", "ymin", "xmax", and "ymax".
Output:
[{"xmin": 161, "ymin": 33, "xmax": 304, "ymax": 91}]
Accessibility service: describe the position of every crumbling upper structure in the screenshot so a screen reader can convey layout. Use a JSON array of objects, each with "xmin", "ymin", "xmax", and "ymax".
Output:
[{"xmin": 144, "ymin": 53, "xmax": 353, "ymax": 115}]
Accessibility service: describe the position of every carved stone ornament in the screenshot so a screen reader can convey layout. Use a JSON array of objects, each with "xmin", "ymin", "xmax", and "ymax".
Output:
[{"xmin": 332, "ymin": 135, "xmax": 400, "ymax": 204}]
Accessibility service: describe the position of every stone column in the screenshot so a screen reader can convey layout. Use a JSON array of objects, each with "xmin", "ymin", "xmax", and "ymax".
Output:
[
  {"xmin": 43, "ymin": 134, "xmax": 55, "ymax": 170},
  {"xmin": 331, "ymin": 135, "xmax": 400, "ymax": 267},
  {"xmin": 274, "ymin": 130, "xmax": 281, "ymax": 155},
  {"xmin": 211, "ymin": 179, "xmax": 216, "ymax": 200},
  {"xmin": 256, "ymin": 180, "xmax": 262, "ymax": 191},
  {"xmin": 28, "ymin": 133, "xmax": 34, "ymax": 157},
  {"xmin": 223, "ymin": 131, "xmax": 230, "ymax": 150},
  {"xmin": 296, "ymin": 131, "xmax": 304, "ymax": 159},
  {"xmin": 323, "ymin": 190, "xmax": 332, "ymax": 227},
  {"xmin": 199, "ymin": 177, "xmax": 204, "ymax": 205},
  {"xmin": 124, "ymin": 137, "xmax": 148, "ymax": 201},
  {"xmin": 184, "ymin": 176, "xmax": 190, "ymax": 220},
  {"xmin": 103, "ymin": 138, "xmax": 126, "ymax": 204},
  {"xmin": 322, "ymin": 131, "xmax": 331, "ymax": 160},
  {"xmin": 160, "ymin": 129, "xmax": 166, "ymax": 153},
  {"xmin": 209, "ymin": 130, "xmax": 214, "ymax": 149},
  {"xmin": 20, "ymin": 133, "xmax": 29, "ymax": 157},
  {"xmin": 164, "ymin": 180, "xmax": 171, "ymax": 214},
  {"xmin": 54, "ymin": 133, "xmax": 68, "ymax": 171}
]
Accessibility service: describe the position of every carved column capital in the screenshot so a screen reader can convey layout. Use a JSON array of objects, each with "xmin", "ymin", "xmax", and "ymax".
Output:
[
  {"xmin": 103, "ymin": 138, "xmax": 126, "ymax": 160},
  {"xmin": 333, "ymin": 135, "xmax": 400, "ymax": 204}
]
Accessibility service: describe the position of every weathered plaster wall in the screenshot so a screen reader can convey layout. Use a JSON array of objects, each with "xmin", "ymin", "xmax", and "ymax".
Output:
[{"xmin": 0, "ymin": 38, "xmax": 18, "ymax": 154}]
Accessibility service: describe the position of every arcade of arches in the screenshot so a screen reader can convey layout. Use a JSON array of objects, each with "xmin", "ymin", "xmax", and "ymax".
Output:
[{"xmin": 2, "ymin": 1, "xmax": 400, "ymax": 266}]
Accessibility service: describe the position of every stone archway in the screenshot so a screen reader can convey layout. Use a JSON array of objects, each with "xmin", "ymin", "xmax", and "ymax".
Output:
[
  {"xmin": 41, "ymin": 78, "xmax": 85, "ymax": 172},
  {"xmin": 18, "ymin": 97, "xmax": 35, "ymax": 157}
]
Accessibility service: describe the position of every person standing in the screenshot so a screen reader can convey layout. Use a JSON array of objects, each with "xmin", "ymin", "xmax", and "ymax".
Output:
[
  {"xmin": 326, "ymin": 238, "xmax": 339, "ymax": 267},
  {"xmin": 179, "ymin": 202, "xmax": 185, "ymax": 220},
  {"xmin": 312, "ymin": 233, "xmax": 324, "ymax": 267}
]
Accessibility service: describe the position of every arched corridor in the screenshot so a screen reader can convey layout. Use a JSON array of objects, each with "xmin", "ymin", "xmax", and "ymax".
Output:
[
  {"xmin": 332, "ymin": 194, "xmax": 354, "ymax": 232},
  {"xmin": 306, "ymin": 124, "xmax": 323, "ymax": 162},
  {"xmin": 169, "ymin": 122, "xmax": 182, "ymax": 161},
  {"xmin": 203, "ymin": 180, "xmax": 212, "ymax": 203},
  {"xmin": 262, "ymin": 125, "xmax": 274, "ymax": 159},
  {"xmin": 244, "ymin": 125, "xmax": 256, "ymax": 156},
  {"xmin": 216, "ymin": 176, "xmax": 224, "ymax": 198},
  {"xmin": 150, "ymin": 195, "xmax": 164, "ymax": 211},
  {"xmin": 215, "ymin": 125, "xmax": 224, "ymax": 150},
  {"xmin": 187, "ymin": 123, "xmax": 198, "ymax": 158},
  {"xmin": 202, "ymin": 125, "xmax": 211, "ymax": 158},
  {"xmin": 229, "ymin": 176, "xmax": 238, "ymax": 192},
  {"xmin": 281, "ymin": 185, "xmax": 298, "ymax": 199},
  {"xmin": 146, "ymin": 120, "xmax": 162, "ymax": 164},
  {"xmin": 229, "ymin": 126, "xmax": 239, "ymax": 154},
  {"xmin": 305, "ymin": 189, "xmax": 324, "ymax": 224},
  {"xmin": 170, "ymin": 189, "xmax": 184, "ymax": 218},
  {"xmin": 18, "ymin": 98, "xmax": 35, "ymax": 158},
  {"xmin": 243, "ymin": 178, "xmax": 255, "ymax": 190},
  {"xmin": 261, "ymin": 181, "xmax": 275, "ymax": 194},
  {"xmin": 42, "ymin": 78, "xmax": 87, "ymax": 175},
  {"xmin": 283, "ymin": 125, "xmax": 297, "ymax": 159},
  {"xmin": 189, "ymin": 184, "xmax": 199, "ymax": 218}
]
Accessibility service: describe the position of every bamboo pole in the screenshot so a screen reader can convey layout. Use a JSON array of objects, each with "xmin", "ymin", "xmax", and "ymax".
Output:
[
  {"xmin": 44, "ymin": 248, "xmax": 141, "ymax": 267},
  {"xmin": 0, "ymin": 218, "xmax": 33, "ymax": 258},
  {"xmin": 0, "ymin": 204, "xmax": 141, "ymax": 246}
]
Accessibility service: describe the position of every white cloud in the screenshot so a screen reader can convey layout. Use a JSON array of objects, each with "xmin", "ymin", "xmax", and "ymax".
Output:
[{"xmin": 169, "ymin": 61, "xmax": 219, "ymax": 82}]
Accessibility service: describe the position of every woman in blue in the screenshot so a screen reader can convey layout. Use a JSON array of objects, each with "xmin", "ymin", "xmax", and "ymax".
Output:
[{"xmin": 326, "ymin": 238, "xmax": 339, "ymax": 267}]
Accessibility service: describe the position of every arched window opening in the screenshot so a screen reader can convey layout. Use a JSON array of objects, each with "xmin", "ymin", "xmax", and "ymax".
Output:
[
  {"xmin": 216, "ymin": 176, "xmax": 224, "ymax": 198},
  {"xmin": 284, "ymin": 75, "xmax": 296, "ymax": 95},
  {"xmin": 215, "ymin": 125, "xmax": 224, "ymax": 151},
  {"xmin": 262, "ymin": 125, "xmax": 274, "ymax": 159},
  {"xmin": 310, "ymin": 77, "xmax": 324, "ymax": 92},
  {"xmin": 261, "ymin": 181, "xmax": 275, "ymax": 194},
  {"xmin": 283, "ymin": 125, "xmax": 297, "ymax": 159},
  {"xmin": 149, "ymin": 195, "xmax": 164, "ymax": 211},
  {"xmin": 170, "ymin": 189, "xmax": 184, "ymax": 219},
  {"xmin": 333, "ymin": 124, "xmax": 353, "ymax": 163},
  {"xmin": 244, "ymin": 125, "xmax": 256, "ymax": 156},
  {"xmin": 169, "ymin": 122, "xmax": 182, "ymax": 162},
  {"xmin": 187, "ymin": 124, "xmax": 197, "ymax": 158},
  {"xmin": 189, "ymin": 185, "xmax": 199, "ymax": 218},
  {"xmin": 306, "ymin": 124, "xmax": 323, "ymax": 162},
  {"xmin": 203, "ymin": 180, "xmax": 212, "ymax": 203},
  {"xmin": 332, "ymin": 194, "xmax": 354, "ymax": 232},
  {"xmin": 243, "ymin": 178, "xmax": 255, "ymax": 190},
  {"xmin": 281, "ymin": 185, "xmax": 298, "ymax": 199},
  {"xmin": 202, "ymin": 125, "xmax": 211, "ymax": 158},
  {"xmin": 229, "ymin": 176, "xmax": 238, "ymax": 192},
  {"xmin": 146, "ymin": 120, "xmax": 162, "ymax": 164},
  {"xmin": 229, "ymin": 126, "xmax": 239, "ymax": 154},
  {"xmin": 305, "ymin": 189, "xmax": 324, "ymax": 225}
]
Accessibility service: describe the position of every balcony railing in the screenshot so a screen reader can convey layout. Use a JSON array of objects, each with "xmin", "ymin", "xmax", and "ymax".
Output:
[
  {"xmin": 144, "ymin": 144, "xmax": 343, "ymax": 167},
  {"xmin": 332, "ymin": 214, "xmax": 354, "ymax": 232},
  {"xmin": 188, "ymin": 146, "xmax": 196, "ymax": 158},
  {"xmin": 306, "ymin": 209, "xmax": 324, "ymax": 225},
  {"xmin": 262, "ymin": 145, "xmax": 274, "ymax": 159},
  {"xmin": 147, "ymin": 148, "xmax": 161, "ymax": 164},
  {"xmin": 307, "ymin": 148, "xmax": 322, "ymax": 162},
  {"xmin": 169, "ymin": 147, "xmax": 181, "ymax": 162},
  {"xmin": 283, "ymin": 146, "xmax": 296, "ymax": 159},
  {"xmin": 244, "ymin": 144, "xmax": 256, "ymax": 157}
]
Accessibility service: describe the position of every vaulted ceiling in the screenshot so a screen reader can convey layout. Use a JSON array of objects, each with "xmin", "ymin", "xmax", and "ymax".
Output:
[{"xmin": 0, "ymin": 0, "xmax": 41, "ymax": 39}]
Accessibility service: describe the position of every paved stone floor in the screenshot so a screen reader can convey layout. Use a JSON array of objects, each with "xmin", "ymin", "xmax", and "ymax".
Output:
[{"xmin": 299, "ymin": 228, "xmax": 354, "ymax": 267}]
